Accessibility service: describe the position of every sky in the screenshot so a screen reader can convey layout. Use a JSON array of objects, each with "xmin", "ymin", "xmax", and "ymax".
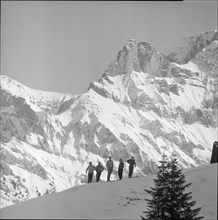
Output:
[{"xmin": 1, "ymin": 1, "xmax": 217, "ymax": 95}]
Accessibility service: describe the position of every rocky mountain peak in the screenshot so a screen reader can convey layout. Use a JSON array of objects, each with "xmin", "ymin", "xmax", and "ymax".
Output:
[
  {"xmin": 105, "ymin": 39, "xmax": 163, "ymax": 77},
  {"xmin": 165, "ymin": 30, "xmax": 218, "ymax": 64}
]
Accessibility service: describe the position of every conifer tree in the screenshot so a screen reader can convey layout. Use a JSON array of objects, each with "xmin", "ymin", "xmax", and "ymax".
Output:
[
  {"xmin": 141, "ymin": 153, "xmax": 170, "ymax": 219},
  {"xmin": 141, "ymin": 154, "xmax": 203, "ymax": 220}
]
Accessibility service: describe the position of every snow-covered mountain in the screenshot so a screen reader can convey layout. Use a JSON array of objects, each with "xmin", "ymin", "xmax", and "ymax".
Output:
[
  {"xmin": 0, "ymin": 30, "xmax": 217, "ymax": 208},
  {"xmin": 1, "ymin": 75, "xmax": 75, "ymax": 112},
  {"xmin": 0, "ymin": 75, "xmax": 75, "ymax": 143}
]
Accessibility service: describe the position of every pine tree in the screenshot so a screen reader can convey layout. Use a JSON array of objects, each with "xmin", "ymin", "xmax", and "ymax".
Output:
[
  {"xmin": 164, "ymin": 155, "xmax": 203, "ymax": 220},
  {"xmin": 141, "ymin": 153, "xmax": 170, "ymax": 220},
  {"xmin": 141, "ymin": 154, "xmax": 203, "ymax": 220}
]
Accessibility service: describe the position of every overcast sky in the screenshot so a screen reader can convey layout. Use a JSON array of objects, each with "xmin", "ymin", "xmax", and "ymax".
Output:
[{"xmin": 1, "ymin": 1, "xmax": 217, "ymax": 95}]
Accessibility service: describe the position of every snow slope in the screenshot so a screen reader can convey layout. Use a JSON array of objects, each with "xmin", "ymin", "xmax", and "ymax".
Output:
[{"xmin": 1, "ymin": 163, "xmax": 217, "ymax": 220}]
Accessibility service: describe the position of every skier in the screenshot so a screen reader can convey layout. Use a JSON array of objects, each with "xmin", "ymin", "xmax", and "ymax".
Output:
[
  {"xmin": 127, "ymin": 156, "xmax": 136, "ymax": 178},
  {"xmin": 106, "ymin": 156, "xmax": 113, "ymax": 181},
  {"xmin": 86, "ymin": 162, "xmax": 95, "ymax": 183},
  {"xmin": 118, "ymin": 159, "xmax": 124, "ymax": 180},
  {"xmin": 95, "ymin": 162, "xmax": 105, "ymax": 182}
]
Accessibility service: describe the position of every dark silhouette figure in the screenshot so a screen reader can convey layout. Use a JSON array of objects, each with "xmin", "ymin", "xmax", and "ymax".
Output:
[
  {"xmin": 127, "ymin": 156, "xmax": 136, "ymax": 178},
  {"xmin": 210, "ymin": 141, "xmax": 218, "ymax": 163},
  {"xmin": 86, "ymin": 162, "xmax": 95, "ymax": 183},
  {"xmin": 95, "ymin": 162, "xmax": 105, "ymax": 182},
  {"xmin": 106, "ymin": 156, "xmax": 113, "ymax": 181},
  {"xmin": 118, "ymin": 159, "xmax": 124, "ymax": 180}
]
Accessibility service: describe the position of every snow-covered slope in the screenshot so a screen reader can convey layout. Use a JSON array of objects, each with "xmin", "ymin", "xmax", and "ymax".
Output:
[
  {"xmin": 1, "ymin": 163, "xmax": 217, "ymax": 219},
  {"xmin": 0, "ymin": 30, "xmax": 217, "ymax": 209},
  {"xmin": 0, "ymin": 75, "xmax": 75, "ymax": 142},
  {"xmin": 1, "ymin": 75, "xmax": 74, "ymax": 113}
]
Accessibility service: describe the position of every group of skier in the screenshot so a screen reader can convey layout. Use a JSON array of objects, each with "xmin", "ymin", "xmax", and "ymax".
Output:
[{"xmin": 85, "ymin": 156, "xmax": 136, "ymax": 183}]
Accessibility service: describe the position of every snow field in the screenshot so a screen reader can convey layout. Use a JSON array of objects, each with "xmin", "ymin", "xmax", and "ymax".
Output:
[{"xmin": 1, "ymin": 163, "xmax": 217, "ymax": 219}]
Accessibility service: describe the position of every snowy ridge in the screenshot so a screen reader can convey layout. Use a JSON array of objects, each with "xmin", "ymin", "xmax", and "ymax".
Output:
[
  {"xmin": 0, "ymin": 30, "xmax": 217, "ymax": 208},
  {"xmin": 0, "ymin": 75, "xmax": 74, "ymax": 112}
]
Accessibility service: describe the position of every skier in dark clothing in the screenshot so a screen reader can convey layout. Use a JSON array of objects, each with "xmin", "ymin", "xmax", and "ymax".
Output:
[
  {"xmin": 127, "ymin": 156, "xmax": 136, "ymax": 178},
  {"xmin": 86, "ymin": 162, "xmax": 95, "ymax": 183},
  {"xmin": 106, "ymin": 156, "xmax": 114, "ymax": 181},
  {"xmin": 95, "ymin": 162, "xmax": 105, "ymax": 182},
  {"xmin": 118, "ymin": 159, "xmax": 124, "ymax": 180}
]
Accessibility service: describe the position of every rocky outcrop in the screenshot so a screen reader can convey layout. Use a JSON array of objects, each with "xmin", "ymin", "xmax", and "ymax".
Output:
[
  {"xmin": 88, "ymin": 81, "xmax": 111, "ymax": 98},
  {"xmin": 0, "ymin": 90, "xmax": 38, "ymax": 142},
  {"xmin": 169, "ymin": 84, "xmax": 179, "ymax": 95},
  {"xmin": 166, "ymin": 30, "xmax": 218, "ymax": 64},
  {"xmin": 137, "ymin": 41, "xmax": 163, "ymax": 75},
  {"xmin": 106, "ymin": 40, "xmax": 164, "ymax": 77}
]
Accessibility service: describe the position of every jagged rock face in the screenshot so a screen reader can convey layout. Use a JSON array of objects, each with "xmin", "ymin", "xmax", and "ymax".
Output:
[
  {"xmin": 165, "ymin": 30, "xmax": 218, "ymax": 64},
  {"xmin": 1, "ymin": 30, "xmax": 217, "ymax": 208},
  {"xmin": 137, "ymin": 41, "xmax": 163, "ymax": 75},
  {"xmin": 0, "ymin": 90, "xmax": 38, "ymax": 142},
  {"xmin": 106, "ymin": 39, "xmax": 164, "ymax": 77},
  {"xmin": 192, "ymin": 40, "xmax": 218, "ymax": 111}
]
